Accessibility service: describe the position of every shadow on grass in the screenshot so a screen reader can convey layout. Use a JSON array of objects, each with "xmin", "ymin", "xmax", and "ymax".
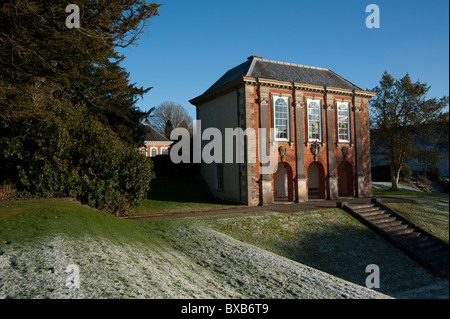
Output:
[
  {"xmin": 278, "ymin": 225, "xmax": 447, "ymax": 298},
  {"xmin": 147, "ymin": 176, "xmax": 232, "ymax": 205},
  {"xmin": 130, "ymin": 176, "xmax": 237, "ymax": 217},
  {"xmin": 210, "ymin": 210, "xmax": 449, "ymax": 299}
]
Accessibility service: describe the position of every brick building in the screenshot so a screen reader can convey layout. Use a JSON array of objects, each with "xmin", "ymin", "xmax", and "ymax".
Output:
[
  {"xmin": 139, "ymin": 124, "xmax": 173, "ymax": 157},
  {"xmin": 190, "ymin": 56, "xmax": 375, "ymax": 206}
]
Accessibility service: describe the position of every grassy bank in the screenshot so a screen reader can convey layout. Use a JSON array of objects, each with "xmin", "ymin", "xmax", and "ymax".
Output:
[
  {"xmin": 206, "ymin": 209, "xmax": 448, "ymax": 298},
  {"xmin": 0, "ymin": 199, "xmax": 448, "ymax": 299},
  {"xmin": 0, "ymin": 200, "xmax": 388, "ymax": 299}
]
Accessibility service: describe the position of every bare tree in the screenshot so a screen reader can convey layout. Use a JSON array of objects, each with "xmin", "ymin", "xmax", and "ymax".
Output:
[{"xmin": 148, "ymin": 101, "xmax": 193, "ymax": 138}]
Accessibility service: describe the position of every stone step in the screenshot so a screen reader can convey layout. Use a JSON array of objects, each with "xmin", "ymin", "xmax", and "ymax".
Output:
[
  {"xmin": 392, "ymin": 231, "xmax": 421, "ymax": 240},
  {"xmin": 359, "ymin": 210, "xmax": 386, "ymax": 217},
  {"xmin": 410, "ymin": 235, "xmax": 433, "ymax": 243},
  {"xmin": 401, "ymin": 238, "xmax": 436, "ymax": 251},
  {"xmin": 350, "ymin": 204, "xmax": 375, "ymax": 210},
  {"xmin": 383, "ymin": 223, "xmax": 410, "ymax": 232},
  {"xmin": 364, "ymin": 213, "xmax": 392, "ymax": 222},
  {"xmin": 371, "ymin": 218, "xmax": 401, "ymax": 227},
  {"xmin": 413, "ymin": 237, "xmax": 435, "ymax": 247},
  {"xmin": 387, "ymin": 227, "xmax": 416, "ymax": 236},
  {"xmin": 354, "ymin": 207, "xmax": 382, "ymax": 214},
  {"xmin": 343, "ymin": 203, "xmax": 449, "ymax": 277}
]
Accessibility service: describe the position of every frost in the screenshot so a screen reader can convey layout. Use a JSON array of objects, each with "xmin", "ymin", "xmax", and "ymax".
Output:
[{"xmin": 0, "ymin": 226, "xmax": 392, "ymax": 299}]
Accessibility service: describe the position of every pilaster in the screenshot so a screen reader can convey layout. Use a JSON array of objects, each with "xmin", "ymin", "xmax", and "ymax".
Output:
[
  {"xmin": 294, "ymin": 87, "xmax": 308, "ymax": 202},
  {"xmin": 258, "ymin": 84, "xmax": 273, "ymax": 205},
  {"xmin": 325, "ymin": 91, "xmax": 338, "ymax": 200},
  {"xmin": 353, "ymin": 96, "xmax": 365, "ymax": 197}
]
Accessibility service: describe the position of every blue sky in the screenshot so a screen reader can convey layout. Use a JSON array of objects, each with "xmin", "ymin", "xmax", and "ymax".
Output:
[{"xmin": 118, "ymin": 0, "xmax": 449, "ymax": 120}]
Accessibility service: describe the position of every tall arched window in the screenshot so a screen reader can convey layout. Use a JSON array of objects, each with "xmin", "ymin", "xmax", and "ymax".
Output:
[
  {"xmin": 337, "ymin": 102, "xmax": 350, "ymax": 143},
  {"xmin": 307, "ymin": 99, "xmax": 322, "ymax": 142},
  {"xmin": 151, "ymin": 148, "xmax": 157, "ymax": 157},
  {"xmin": 274, "ymin": 97, "xmax": 289, "ymax": 141}
]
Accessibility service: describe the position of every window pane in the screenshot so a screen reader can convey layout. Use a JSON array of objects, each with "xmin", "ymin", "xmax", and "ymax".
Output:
[
  {"xmin": 337, "ymin": 102, "xmax": 350, "ymax": 142},
  {"xmin": 274, "ymin": 97, "xmax": 289, "ymax": 140},
  {"xmin": 307, "ymin": 100, "xmax": 321, "ymax": 141}
]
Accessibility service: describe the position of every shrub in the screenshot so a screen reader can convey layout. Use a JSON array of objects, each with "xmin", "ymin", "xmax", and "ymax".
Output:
[
  {"xmin": 416, "ymin": 174, "xmax": 432, "ymax": 192},
  {"xmin": 0, "ymin": 94, "xmax": 154, "ymax": 215}
]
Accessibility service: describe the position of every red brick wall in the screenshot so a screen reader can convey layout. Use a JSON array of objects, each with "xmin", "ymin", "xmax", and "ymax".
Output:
[
  {"xmin": 144, "ymin": 143, "xmax": 173, "ymax": 157},
  {"xmin": 360, "ymin": 98, "xmax": 373, "ymax": 196},
  {"xmin": 246, "ymin": 86, "xmax": 261, "ymax": 205},
  {"xmin": 333, "ymin": 95, "xmax": 356, "ymax": 196},
  {"xmin": 245, "ymin": 84, "xmax": 372, "ymax": 204}
]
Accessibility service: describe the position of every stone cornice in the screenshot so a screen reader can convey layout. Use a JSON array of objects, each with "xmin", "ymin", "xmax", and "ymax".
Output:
[
  {"xmin": 353, "ymin": 89, "xmax": 377, "ymax": 98},
  {"xmin": 325, "ymin": 86, "xmax": 354, "ymax": 96},
  {"xmin": 190, "ymin": 76, "xmax": 376, "ymax": 106},
  {"xmin": 144, "ymin": 141, "xmax": 174, "ymax": 145}
]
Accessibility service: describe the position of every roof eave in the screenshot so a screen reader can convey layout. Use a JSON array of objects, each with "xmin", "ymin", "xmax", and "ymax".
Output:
[
  {"xmin": 190, "ymin": 76, "xmax": 376, "ymax": 107},
  {"xmin": 189, "ymin": 77, "xmax": 246, "ymax": 106}
]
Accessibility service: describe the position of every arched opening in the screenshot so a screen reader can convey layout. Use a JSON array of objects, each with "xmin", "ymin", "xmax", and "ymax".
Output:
[
  {"xmin": 307, "ymin": 162, "xmax": 325, "ymax": 199},
  {"xmin": 338, "ymin": 161, "xmax": 354, "ymax": 197},
  {"xmin": 274, "ymin": 162, "xmax": 294, "ymax": 201},
  {"xmin": 274, "ymin": 163, "xmax": 287, "ymax": 199}
]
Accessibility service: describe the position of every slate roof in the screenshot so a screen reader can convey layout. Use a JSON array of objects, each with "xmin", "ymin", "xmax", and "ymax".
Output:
[
  {"xmin": 141, "ymin": 124, "xmax": 170, "ymax": 142},
  {"xmin": 205, "ymin": 56, "xmax": 362, "ymax": 94}
]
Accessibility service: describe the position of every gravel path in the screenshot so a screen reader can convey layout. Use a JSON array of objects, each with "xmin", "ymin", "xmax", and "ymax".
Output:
[{"xmin": 124, "ymin": 196, "xmax": 413, "ymax": 220}]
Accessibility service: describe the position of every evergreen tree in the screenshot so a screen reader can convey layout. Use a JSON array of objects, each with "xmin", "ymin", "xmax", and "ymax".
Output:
[
  {"xmin": 0, "ymin": 0, "xmax": 160, "ymax": 142},
  {"xmin": 0, "ymin": 1, "xmax": 161, "ymax": 213}
]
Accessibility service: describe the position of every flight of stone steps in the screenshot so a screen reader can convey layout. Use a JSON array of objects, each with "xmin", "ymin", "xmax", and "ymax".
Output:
[{"xmin": 338, "ymin": 199, "xmax": 449, "ymax": 278}]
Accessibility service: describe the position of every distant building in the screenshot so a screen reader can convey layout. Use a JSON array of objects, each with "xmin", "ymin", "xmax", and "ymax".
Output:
[
  {"xmin": 371, "ymin": 128, "xmax": 449, "ymax": 181},
  {"xmin": 190, "ymin": 56, "xmax": 376, "ymax": 206},
  {"xmin": 139, "ymin": 124, "xmax": 173, "ymax": 157}
]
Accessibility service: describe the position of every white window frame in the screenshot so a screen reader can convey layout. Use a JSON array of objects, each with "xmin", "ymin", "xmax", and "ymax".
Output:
[
  {"xmin": 160, "ymin": 147, "xmax": 169, "ymax": 155},
  {"xmin": 307, "ymin": 99, "xmax": 322, "ymax": 142},
  {"xmin": 337, "ymin": 101, "xmax": 350, "ymax": 143},
  {"xmin": 139, "ymin": 147, "xmax": 147, "ymax": 156},
  {"xmin": 150, "ymin": 147, "xmax": 158, "ymax": 157},
  {"xmin": 273, "ymin": 96, "xmax": 290, "ymax": 142},
  {"xmin": 216, "ymin": 163, "xmax": 224, "ymax": 190}
]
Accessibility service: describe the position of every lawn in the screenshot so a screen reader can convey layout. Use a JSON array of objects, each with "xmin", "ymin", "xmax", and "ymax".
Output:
[
  {"xmin": 0, "ymin": 200, "xmax": 388, "ymax": 299},
  {"xmin": 0, "ymin": 196, "xmax": 448, "ymax": 299},
  {"xmin": 207, "ymin": 209, "xmax": 449, "ymax": 299},
  {"xmin": 130, "ymin": 176, "xmax": 237, "ymax": 217}
]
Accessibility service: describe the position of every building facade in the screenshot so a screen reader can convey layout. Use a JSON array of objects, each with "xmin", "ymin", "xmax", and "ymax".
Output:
[
  {"xmin": 190, "ymin": 56, "xmax": 376, "ymax": 206},
  {"xmin": 139, "ymin": 124, "xmax": 173, "ymax": 157}
]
